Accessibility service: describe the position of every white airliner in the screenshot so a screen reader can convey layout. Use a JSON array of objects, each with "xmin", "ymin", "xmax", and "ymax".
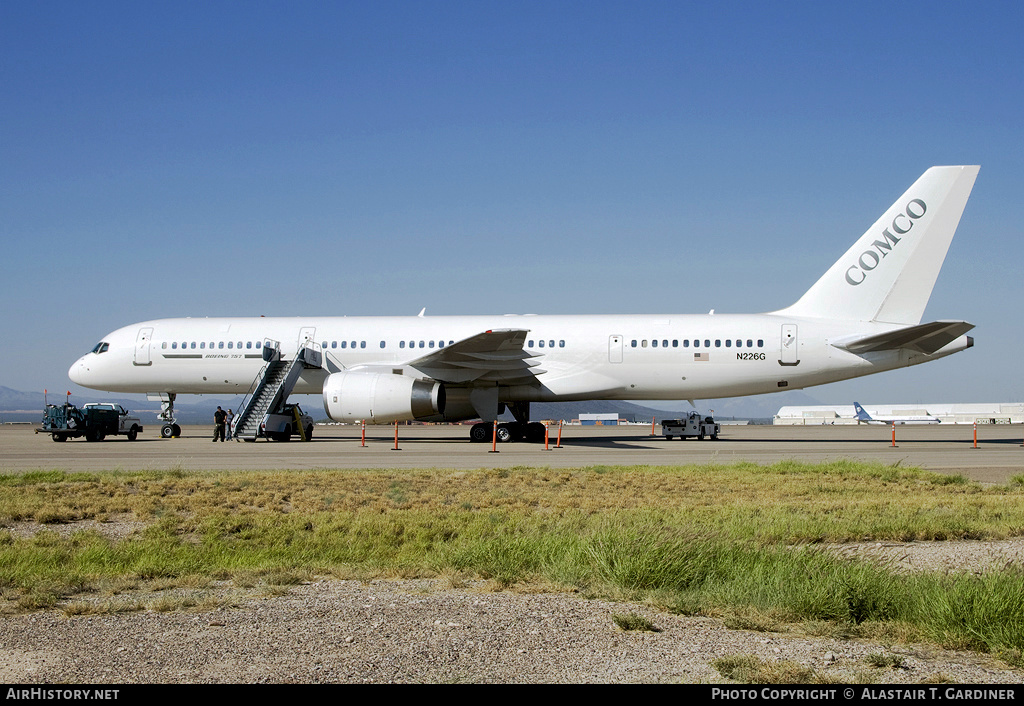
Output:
[
  {"xmin": 853, "ymin": 402, "xmax": 940, "ymax": 425},
  {"xmin": 69, "ymin": 166, "xmax": 980, "ymax": 442}
]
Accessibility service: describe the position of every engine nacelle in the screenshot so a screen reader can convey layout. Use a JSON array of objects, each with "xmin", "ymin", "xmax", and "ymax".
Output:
[{"xmin": 322, "ymin": 372, "xmax": 444, "ymax": 423}]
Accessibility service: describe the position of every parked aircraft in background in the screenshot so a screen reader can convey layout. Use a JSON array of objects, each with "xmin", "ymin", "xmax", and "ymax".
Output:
[
  {"xmin": 69, "ymin": 166, "xmax": 980, "ymax": 442},
  {"xmin": 853, "ymin": 402, "xmax": 941, "ymax": 425}
]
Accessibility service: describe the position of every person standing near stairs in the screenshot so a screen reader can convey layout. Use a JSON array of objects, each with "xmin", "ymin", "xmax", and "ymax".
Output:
[{"xmin": 213, "ymin": 406, "xmax": 226, "ymax": 442}]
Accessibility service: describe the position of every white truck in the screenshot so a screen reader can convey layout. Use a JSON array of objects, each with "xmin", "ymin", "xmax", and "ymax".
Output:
[
  {"xmin": 82, "ymin": 403, "xmax": 144, "ymax": 441},
  {"xmin": 661, "ymin": 411, "xmax": 720, "ymax": 440}
]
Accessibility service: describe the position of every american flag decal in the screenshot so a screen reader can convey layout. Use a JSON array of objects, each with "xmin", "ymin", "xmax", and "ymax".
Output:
[{"xmin": 694, "ymin": 352, "xmax": 709, "ymax": 361}]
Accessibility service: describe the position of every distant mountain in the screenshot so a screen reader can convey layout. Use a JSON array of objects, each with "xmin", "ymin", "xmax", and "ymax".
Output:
[
  {"xmin": 0, "ymin": 386, "xmax": 821, "ymax": 426},
  {"xmin": 0, "ymin": 387, "xmax": 250, "ymax": 425},
  {"xmin": 515, "ymin": 391, "xmax": 822, "ymax": 425},
  {"xmin": 0, "ymin": 386, "xmax": 46, "ymax": 411}
]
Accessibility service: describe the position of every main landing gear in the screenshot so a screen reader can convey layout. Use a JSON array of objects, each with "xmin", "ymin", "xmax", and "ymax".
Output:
[
  {"xmin": 469, "ymin": 421, "xmax": 548, "ymax": 443},
  {"xmin": 468, "ymin": 402, "xmax": 546, "ymax": 443}
]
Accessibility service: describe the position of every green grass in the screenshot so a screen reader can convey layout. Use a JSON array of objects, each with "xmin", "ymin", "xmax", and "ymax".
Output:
[{"xmin": 1, "ymin": 461, "xmax": 1023, "ymax": 659}]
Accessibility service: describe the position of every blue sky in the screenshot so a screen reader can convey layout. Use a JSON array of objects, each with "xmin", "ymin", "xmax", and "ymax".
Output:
[{"xmin": 2, "ymin": 1, "xmax": 1022, "ymax": 406}]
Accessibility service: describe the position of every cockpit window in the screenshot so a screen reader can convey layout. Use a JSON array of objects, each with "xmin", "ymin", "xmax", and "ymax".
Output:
[{"xmin": 90, "ymin": 342, "xmax": 109, "ymax": 354}]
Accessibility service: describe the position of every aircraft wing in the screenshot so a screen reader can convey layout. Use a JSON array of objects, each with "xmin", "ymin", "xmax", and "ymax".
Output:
[
  {"xmin": 405, "ymin": 328, "xmax": 545, "ymax": 384},
  {"xmin": 833, "ymin": 320, "xmax": 974, "ymax": 355}
]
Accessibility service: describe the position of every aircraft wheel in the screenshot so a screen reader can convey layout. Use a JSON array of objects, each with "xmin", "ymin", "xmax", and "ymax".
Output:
[
  {"xmin": 495, "ymin": 424, "xmax": 513, "ymax": 443},
  {"xmin": 172, "ymin": 424, "xmax": 181, "ymax": 437},
  {"xmin": 161, "ymin": 424, "xmax": 175, "ymax": 439},
  {"xmin": 469, "ymin": 423, "xmax": 492, "ymax": 443}
]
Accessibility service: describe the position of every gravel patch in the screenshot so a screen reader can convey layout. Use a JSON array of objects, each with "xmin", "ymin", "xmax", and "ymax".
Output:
[
  {"xmin": 0, "ymin": 577, "xmax": 1021, "ymax": 684},
  {"xmin": 2, "ymin": 521, "xmax": 1022, "ymax": 684},
  {"xmin": 823, "ymin": 538, "xmax": 1024, "ymax": 575}
]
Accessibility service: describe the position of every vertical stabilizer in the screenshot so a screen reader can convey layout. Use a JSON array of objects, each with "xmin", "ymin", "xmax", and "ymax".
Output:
[{"xmin": 779, "ymin": 166, "xmax": 979, "ymax": 324}]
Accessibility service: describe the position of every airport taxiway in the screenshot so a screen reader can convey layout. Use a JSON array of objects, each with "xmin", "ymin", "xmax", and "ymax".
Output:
[{"xmin": 3, "ymin": 423, "xmax": 1023, "ymax": 484}]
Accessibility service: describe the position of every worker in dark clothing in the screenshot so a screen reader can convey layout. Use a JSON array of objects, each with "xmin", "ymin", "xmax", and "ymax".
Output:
[{"xmin": 213, "ymin": 406, "xmax": 227, "ymax": 442}]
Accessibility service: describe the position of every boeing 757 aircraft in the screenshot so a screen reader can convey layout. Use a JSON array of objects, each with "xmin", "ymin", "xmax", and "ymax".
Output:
[
  {"xmin": 69, "ymin": 166, "xmax": 980, "ymax": 442},
  {"xmin": 853, "ymin": 402, "xmax": 940, "ymax": 425}
]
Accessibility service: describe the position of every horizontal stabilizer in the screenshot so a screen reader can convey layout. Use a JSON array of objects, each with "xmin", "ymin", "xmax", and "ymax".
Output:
[{"xmin": 833, "ymin": 320, "xmax": 974, "ymax": 355}]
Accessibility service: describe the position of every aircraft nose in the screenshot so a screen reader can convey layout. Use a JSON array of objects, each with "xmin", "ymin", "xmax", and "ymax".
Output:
[{"xmin": 68, "ymin": 357, "xmax": 88, "ymax": 386}]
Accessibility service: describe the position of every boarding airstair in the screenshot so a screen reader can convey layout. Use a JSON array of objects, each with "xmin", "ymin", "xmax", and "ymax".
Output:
[{"xmin": 232, "ymin": 339, "xmax": 322, "ymax": 441}]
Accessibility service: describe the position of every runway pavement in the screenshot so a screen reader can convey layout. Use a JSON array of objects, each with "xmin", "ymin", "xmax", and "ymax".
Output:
[{"xmin": 3, "ymin": 422, "xmax": 1023, "ymax": 484}]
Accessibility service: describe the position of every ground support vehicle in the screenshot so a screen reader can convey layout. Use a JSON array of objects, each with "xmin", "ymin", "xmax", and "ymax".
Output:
[
  {"xmin": 37, "ymin": 403, "xmax": 140, "ymax": 442},
  {"xmin": 82, "ymin": 403, "xmax": 144, "ymax": 440},
  {"xmin": 661, "ymin": 412, "xmax": 720, "ymax": 440},
  {"xmin": 257, "ymin": 403, "xmax": 315, "ymax": 442}
]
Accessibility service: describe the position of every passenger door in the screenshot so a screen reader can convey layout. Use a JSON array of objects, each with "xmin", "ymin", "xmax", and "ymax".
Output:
[{"xmin": 134, "ymin": 327, "xmax": 153, "ymax": 366}]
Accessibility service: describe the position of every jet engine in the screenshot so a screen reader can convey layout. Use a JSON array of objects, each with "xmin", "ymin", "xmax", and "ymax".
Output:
[{"xmin": 322, "ymin": 371, "xmax": 444, "ymax": 423}]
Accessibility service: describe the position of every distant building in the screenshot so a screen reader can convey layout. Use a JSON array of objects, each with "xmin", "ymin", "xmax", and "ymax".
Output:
[
  {"xmin": 773, "ymin": 403, "xmax": 1024, "ymax": 425},
  {"xmin": 579, "ymin": 413, "xmax": 621, "ymax": 426}
]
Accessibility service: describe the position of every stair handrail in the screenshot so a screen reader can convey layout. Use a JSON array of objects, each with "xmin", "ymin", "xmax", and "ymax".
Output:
[{"xmin": 231, "ymin": 339, "xmax": 283, "ymax": 437}]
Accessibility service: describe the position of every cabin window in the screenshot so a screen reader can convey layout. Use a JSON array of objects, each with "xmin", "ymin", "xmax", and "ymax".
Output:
[
  {"xmin": 161, "ymin": 342, "xmax": 167, "ymax": 350},
  {"xmin": 171, "ymin": 342, "xmax": 177, "ymax": 350},
  {"xmin": 439, "ymin": 341, "xmax": 446, "ymax": 348},
  {"xmin": 725, "ymin": 340, "xmax": 732, "ymax": 347},
  {"xmin": 642, "ymin": 340, "xmax": 648, "ymax": 348},
  {"xmin": 652, "ymin": 340, "xmax": 658, "ymax": 348},
  {"xmin": 631, "ymin": 340, "xmax": 637, "ymax": 348},
  {"xmin": 380, "ymin": 341, "xmax": 386, "ymax": 349},
  {"xmin": 400, "ymin": 341, "xmax": 405, "ymax": 349},
  {"xmin": 758, "ymin": 339, "xmax": 764, "ymax": 347},
  {"xmin": 559, "ymin": 340, "xmax": 565, "ymax": 348},
  {"xmin": 256, "ymin": 341, "xmax": 261, "ymax": 349},
  {"xmin": 672, "ymin": 340, "xmax": 678, "ymax": 347}
]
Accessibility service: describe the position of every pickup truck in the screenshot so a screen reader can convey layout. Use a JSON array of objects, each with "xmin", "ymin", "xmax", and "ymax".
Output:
[
  {"xmin": 259, "ymin": 403, "xmax": 315, "ymax": 442},
  {"xmin": 82, "ymin": 403, "xmax": 144, "ymax": 441}
]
